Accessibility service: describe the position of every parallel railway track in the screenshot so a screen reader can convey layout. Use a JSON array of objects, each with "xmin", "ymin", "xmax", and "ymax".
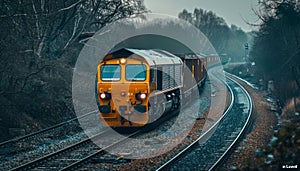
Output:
[
  {"xmin": 0, "ymin": 110, "xmax": 99, "ymax": 170},
  {"xmin": 1, "ymin": 81, "xmax": 210, "ymax": 170},
  {"xmin": 9, "ymin": 129, "xmax": 141, "ymax": 171},
  {"xmin": 1, "ymin": 72, "xmax": 253, "ymax": 171},
  {"xmin": 156, "ymin": 73, "xmax": 253, "ymax": 170},
  {"xmin": 4, "ymin": 82, "xmax": 212, "ymax": 170},
  {"xmin": 0, "ymin": 110, "xmax": 98, "ymax": 147}
]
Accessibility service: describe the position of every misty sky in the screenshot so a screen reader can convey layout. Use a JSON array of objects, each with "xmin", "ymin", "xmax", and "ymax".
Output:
[{"xmin": 143, "ymin": 0, "xmax": 259, "ymax": 32}]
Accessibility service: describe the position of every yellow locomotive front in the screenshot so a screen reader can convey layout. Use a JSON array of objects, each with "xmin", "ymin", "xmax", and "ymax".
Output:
[{"xmin": 97, "ymin": 50, "xmax": 151, "ymax": 127}]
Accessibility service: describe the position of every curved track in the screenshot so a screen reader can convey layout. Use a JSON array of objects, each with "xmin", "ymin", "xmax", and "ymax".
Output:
[
  {"xmin": 1, "ymin": 72, "xmax": 253, "ymax": 171},
  {"xmin": 208, "ymin": 73, "xmax": 253, "ymax": 170},
  {"xmin": 156, "ymin": 72, "xmax": 253, "ymax": 170}
]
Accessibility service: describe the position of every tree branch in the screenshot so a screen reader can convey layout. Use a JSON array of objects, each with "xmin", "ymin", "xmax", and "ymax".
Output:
[{"xmin": 58, "ymin": 0, "xmax": 82, "ymax": 12}]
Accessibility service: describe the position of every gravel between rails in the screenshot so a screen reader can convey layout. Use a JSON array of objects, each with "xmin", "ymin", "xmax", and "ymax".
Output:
[
  {"xmin": 0, "ymin": 112, "xmax": 103, "ymax": 171},
  {"xmin": 167, "ymin": 74, "xmax": 251, "ymax": 170},
  {"xmin": 220, "ymin": 74, "xmax": 278, "ymax": 170}
]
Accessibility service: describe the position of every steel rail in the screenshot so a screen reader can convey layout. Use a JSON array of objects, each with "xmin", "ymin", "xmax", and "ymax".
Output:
[
  {"xmin": 9, "ymin": 128, "xmax": 109, "ymax": 171},
  {"xmin": 208, "ymin": 74, "xmax": 253, "ymax": 170},
  {"xmin": 155, "ymin": 73, "xmax": 235, "ymax": 171},
  {"xmin": 0, "ymin": 110, "xmax": 98, "ymax": 146},
  {"xmin": 60, "ymin": 130, "xmax": 141, "ymax": 171}
]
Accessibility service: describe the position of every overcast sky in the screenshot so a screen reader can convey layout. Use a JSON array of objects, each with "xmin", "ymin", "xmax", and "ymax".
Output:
[{"xmin": 143, "ymin": 0, "xmax": 259, "ymax": 32}]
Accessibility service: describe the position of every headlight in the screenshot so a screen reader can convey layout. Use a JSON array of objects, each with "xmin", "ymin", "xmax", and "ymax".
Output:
[
  {"xmin": 140, "ymin": 93, "xmax": 147, "ymax": 100},
  {"xmin": 100, "ymin": 92, "xmax": 111, "ymax": 100},
  {"xmin": 136, "ymin": 93, "xmax": 147, "ymax": 100},
  {"xmin": 120, "ymin": 58, "xmax": 126, "ymax": 64},
  {"xmin": 100, "ymin": 93, "xmax": 106, "ymax": 99}
]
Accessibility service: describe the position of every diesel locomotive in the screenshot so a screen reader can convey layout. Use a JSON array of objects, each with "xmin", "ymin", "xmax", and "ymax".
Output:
[{"xmin": 96, "ymin": 48, "xmax": 219, "ymax": 127}]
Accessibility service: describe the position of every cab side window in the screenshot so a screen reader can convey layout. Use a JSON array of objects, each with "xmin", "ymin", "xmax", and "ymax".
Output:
[{"xmin": 150, "ymin": 68, "xmax": 156, "ymax": 83}]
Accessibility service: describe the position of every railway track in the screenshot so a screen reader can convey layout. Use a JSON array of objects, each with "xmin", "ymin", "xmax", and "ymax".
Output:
[
  {"xmin": 0, "ymin": 110, "xmax": 98, "ymax": 147},
  {"xmin": 5, "ymin": 82, "xmax": 213, "ymax": 170},
  {"xmin": 74, "ymin": 70, "xmax": 231, "ymax": 170},
  {"xmin": 209, "ymin": 74, "xmax": 253, "ymax": 170},
  {"xmin": 156, "ymin": 72, "xmax": 253, "ymax": 170},
  {"xmin": 0, "ymin": 110, "xmax": 100, "ymax": 170},
  {"xmin": 1, "ymin": 71, "xmax": 252, "ymax": 171},
  {"xmin": 9, "ymin": 128, "xmax": 141, "ymax": 171},
  {"xmin": 1, "ymin": 78, "xmax": 212, "ymax": 171}
]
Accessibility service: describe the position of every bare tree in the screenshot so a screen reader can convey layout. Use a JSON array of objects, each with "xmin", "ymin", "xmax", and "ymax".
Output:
[
  {"xmin": 0, "ymin": 0, "xmax": 146, "ymax": 140},
  {"xmin": 250, "ymin": 0, "xmax": 300, "ymax": 101}
]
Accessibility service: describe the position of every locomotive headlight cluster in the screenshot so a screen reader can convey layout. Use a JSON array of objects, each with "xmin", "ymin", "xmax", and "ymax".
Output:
[{"xmin": 136, "ymin": 93, "xmax": 147, "ymax": 101}]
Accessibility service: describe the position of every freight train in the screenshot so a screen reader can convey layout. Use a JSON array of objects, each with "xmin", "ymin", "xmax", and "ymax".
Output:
[{"xmin": 96, "ymin": 48, "xmax": 219, "ymax": 127}]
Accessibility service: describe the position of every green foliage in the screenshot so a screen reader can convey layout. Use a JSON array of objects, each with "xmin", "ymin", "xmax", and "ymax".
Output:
[{"xmin": 178, "ymin": 8, "xmax": 249, "ymax": 62}]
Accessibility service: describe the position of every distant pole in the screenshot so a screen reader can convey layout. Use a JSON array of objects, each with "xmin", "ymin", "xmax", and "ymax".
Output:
[
  {"xmin": 244, "ymin": 42, "xmax": 249, "ymax": 62},
  {"xmin": 244, "ymin": 42, "xmax": 251, "ymax": 75}
]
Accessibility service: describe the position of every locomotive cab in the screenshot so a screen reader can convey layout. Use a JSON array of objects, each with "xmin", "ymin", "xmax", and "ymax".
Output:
[{"xmin": 97, "ymin": 51, "xmax": 150, "ymax": 127}]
